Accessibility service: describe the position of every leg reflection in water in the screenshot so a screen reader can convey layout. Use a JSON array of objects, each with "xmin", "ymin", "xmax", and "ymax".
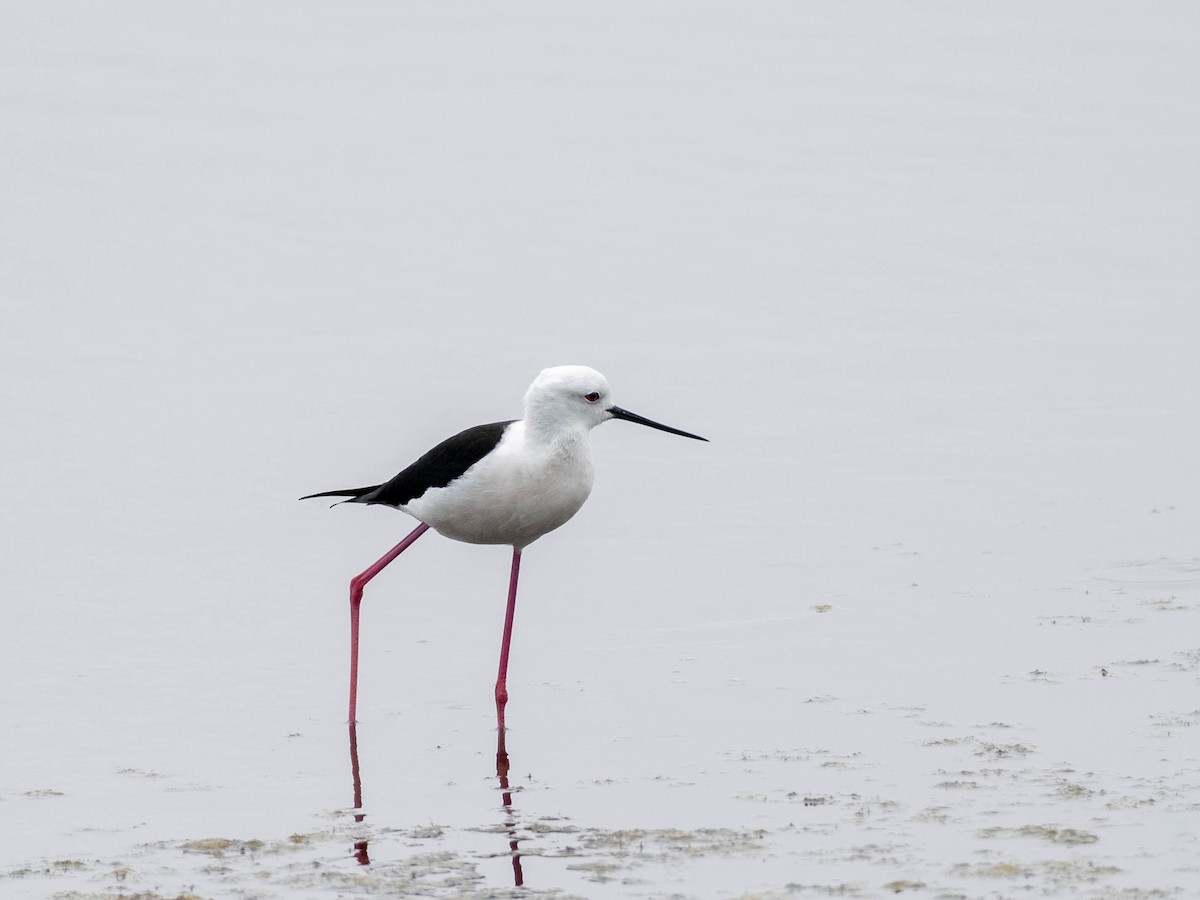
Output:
[
  {"xmin": 496, "ymin": 729, "xmax": 524, "ymax": 886},
  {"xmin": 346, "ymin": 723, "xmax": 527, "ymax": 886},
  {"xmin": 348, "ymin": 723, "xmax": 370, "ymax": 865}
]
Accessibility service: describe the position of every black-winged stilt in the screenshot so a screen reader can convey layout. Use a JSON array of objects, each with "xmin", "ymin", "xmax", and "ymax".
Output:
[{"xmin": 302, "ymin": 365, "xmax": 707, "ymax": 728}]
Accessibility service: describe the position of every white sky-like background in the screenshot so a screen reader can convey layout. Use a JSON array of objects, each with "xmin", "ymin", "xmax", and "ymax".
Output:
[{"xmin": 2, "ymin": 3, "xmax": 1198, "ymax": 897}]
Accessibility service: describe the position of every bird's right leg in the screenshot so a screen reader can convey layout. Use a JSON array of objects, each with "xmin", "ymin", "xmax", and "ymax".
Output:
[{"xmin": 348, "ymin": 522, "xmax": 430, "ymax": 723}]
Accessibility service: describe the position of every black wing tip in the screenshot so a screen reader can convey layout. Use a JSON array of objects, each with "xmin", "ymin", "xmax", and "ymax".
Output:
[
  {"xmin": 299, "ymin": 490, "xmax": 345, "ymax": 501},
  {"xmin": 298, "ymin": 486, "xmax": 381, "ymax": 502}
]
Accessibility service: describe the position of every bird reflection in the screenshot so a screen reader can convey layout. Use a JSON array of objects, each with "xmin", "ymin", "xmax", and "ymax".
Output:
[
  {"xmin": 346, "ymin": 722, "xmax": 526, "ymax": 884},
  {"xmin": 348, "ymin": 723, "xmax": 370, "ymax": 865},
  {"xmin": 496, "ymin": 729, "xmax": 524, "ymax": 886}
]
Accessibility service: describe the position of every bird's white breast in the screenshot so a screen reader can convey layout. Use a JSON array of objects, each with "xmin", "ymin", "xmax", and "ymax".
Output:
[{"xmin": 402, "ymin": 421, "xmax": 595, "ymax": 549}]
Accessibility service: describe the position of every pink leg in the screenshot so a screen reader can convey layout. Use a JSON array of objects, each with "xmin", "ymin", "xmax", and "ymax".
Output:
[
  {"xmin": 494, "ymin": 548, "xmax": 522, "ymax": 733},
  {"xmin": 348, "ymin": 523, "xmax": 430, "ymax": 723}
]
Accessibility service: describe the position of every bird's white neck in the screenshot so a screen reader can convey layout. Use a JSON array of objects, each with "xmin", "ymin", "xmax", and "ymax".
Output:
[{"xmin": 523, "ymin": 406, "xmax": 593, "ymax": 448}]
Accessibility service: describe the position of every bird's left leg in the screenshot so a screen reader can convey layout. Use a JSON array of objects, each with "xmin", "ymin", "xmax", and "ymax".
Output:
[{"xmin": 494, "ymin": 548, "xmax": 522, "ymax": 732}]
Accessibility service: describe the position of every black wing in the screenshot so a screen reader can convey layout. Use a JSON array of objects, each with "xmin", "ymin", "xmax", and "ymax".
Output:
[{"xmin": 300, "ymin": 420, "xmax": 514, "ymax": 508}]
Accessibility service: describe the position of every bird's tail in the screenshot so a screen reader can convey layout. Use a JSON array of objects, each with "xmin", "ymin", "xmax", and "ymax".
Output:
[{"xmin": 299, "ymin": 485, "xmax": 381, "ymax": 507}]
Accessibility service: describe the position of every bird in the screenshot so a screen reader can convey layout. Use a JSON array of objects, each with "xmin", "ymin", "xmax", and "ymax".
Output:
[{"xmin": 301, "ymin": 365, "xmax": 707, "ymax": 729}]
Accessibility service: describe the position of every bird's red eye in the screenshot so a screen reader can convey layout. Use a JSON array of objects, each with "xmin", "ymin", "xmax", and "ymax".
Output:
[{"xmin": 584, "ymin": 391, "xmax": 600, "ymax": 403}]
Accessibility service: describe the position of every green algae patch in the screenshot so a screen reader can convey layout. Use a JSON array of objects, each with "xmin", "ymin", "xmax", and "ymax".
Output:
[
  {"xmin": 950, "ymin": 861, "xmax": 1032, "ymax": 879},
  {"xmin": 978, "ymin": 824, "xmax": 1100, "ymax": 844},
  {"xmin": 883, "ymin": 881, "xmax": 925, "ymax": 894},
  {"xmin": 579, "ymin": 826, "xmax": 767, "ymax": 858},
  {"xmin": 181, "ymin": 838, "xmax": 263, "ymax": 857}
]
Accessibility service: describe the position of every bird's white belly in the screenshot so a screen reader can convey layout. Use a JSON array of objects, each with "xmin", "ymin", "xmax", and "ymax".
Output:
[{"xmin": 403, "ymin": 444, "xmax": 595, "ymax": 548}]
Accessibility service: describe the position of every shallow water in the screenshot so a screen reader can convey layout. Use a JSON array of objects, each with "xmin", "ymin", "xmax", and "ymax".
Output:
[{"xmin": 2, "ymin": 3, "xmax": 1198, "ymax": 898}]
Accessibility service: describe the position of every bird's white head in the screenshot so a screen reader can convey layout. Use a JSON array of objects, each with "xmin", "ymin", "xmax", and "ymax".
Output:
[
  {"xmin": 522, "ymin": 365, "xmax": 709, "ymax": 444},
  {"xmin": 523, "ymin": 366, "xmax": 613, "ymax": 438}
]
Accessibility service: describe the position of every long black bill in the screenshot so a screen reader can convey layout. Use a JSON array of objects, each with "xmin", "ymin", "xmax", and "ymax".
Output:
[{"xmin": 608, "ymin": 405, "xmax": 708, "ymax": 441}]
